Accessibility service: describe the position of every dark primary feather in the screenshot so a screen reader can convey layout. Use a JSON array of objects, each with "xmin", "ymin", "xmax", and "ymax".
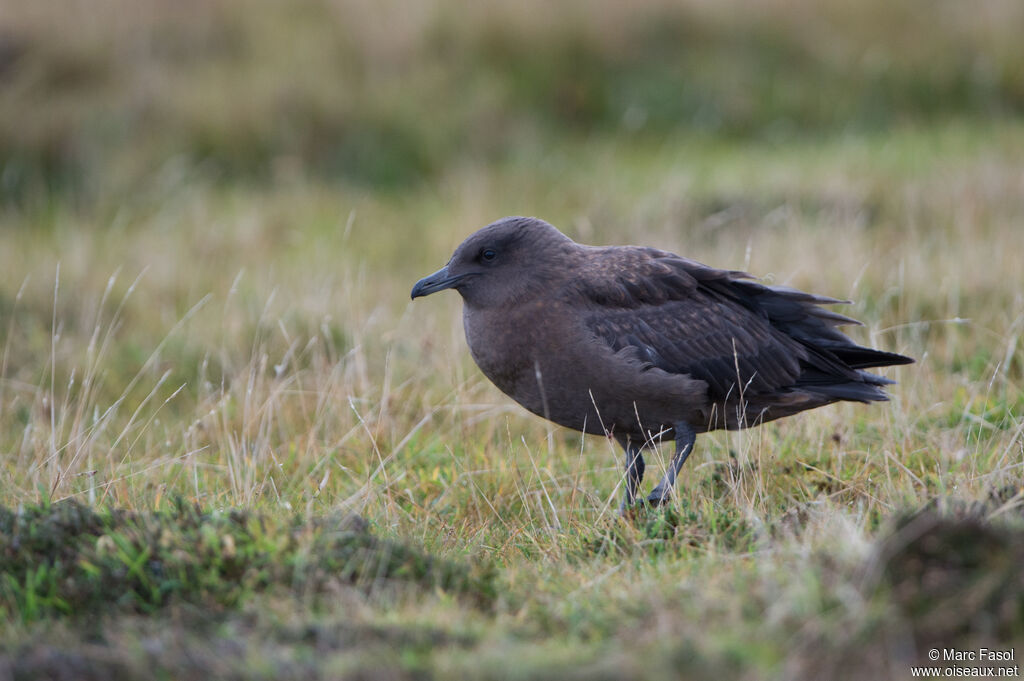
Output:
[{"xmin": 571, "ymin": 245, "xmax": 912, "ymax": 414}]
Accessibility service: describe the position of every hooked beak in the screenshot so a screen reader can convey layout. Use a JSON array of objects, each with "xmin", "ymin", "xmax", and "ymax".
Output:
[{"xmin": 410, "ymin": 265, "xmax": 475, "ymax": 299}]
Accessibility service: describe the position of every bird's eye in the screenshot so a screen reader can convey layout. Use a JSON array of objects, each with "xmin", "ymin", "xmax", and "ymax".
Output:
[{"xmin": 480, "ymin": 248, "xmax": 497, "ymax": 262}]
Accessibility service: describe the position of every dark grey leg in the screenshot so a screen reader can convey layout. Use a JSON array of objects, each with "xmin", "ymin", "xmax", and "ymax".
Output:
[
  {"xmin": 617, "ymin": 435, "xmax": 645, "ymax": 514},
  {"xmin": 646, "ymin": 422, "xmax": 696, "ymax": 506}
]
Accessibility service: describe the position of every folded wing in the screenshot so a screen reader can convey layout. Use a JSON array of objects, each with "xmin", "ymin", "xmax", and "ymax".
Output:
[{"xmin": 571, "ymin": 247, "xmax": 912, "ymax": 408}]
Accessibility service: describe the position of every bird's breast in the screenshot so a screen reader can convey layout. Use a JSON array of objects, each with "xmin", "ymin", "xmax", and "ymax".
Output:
[
  {"xmin": 462, "ymin": 300, "xmax": 576, "ymax": 407},
  {"xmin": 464, "ymin": 302, "xmax": 542, "ymax": 382}
]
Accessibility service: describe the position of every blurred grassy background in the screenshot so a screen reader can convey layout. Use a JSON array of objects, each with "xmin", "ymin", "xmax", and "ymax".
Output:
[
  {"xmin": 1, "ymin": 1, "xmax": 1023, "ymax": 679},
  {"xmin": 3, "ymin": 0, "xmax": 1023, "ymax": 202}
]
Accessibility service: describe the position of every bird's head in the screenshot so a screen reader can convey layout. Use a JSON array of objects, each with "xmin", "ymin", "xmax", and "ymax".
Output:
[{"xmin": 411, "ymin": 217, "xmax": 574, "ymax": 308}]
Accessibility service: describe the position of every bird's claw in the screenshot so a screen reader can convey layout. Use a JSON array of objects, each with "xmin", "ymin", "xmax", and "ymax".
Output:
[
  {"xmin": 645, "ymin": 486, "xmax": 672, "ymax": 507},
  {"xmin": 619, "ymin": 492, "xmax": 672, "ymax": 517}
]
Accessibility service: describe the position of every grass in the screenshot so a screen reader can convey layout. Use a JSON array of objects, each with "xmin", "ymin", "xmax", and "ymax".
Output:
[
  {"xmin": 0, "ymin": 499, "xmax": 493, "ymax": 622},
  {"xmin": 4, "ymin": 0, "xmax": 1024, "ymax": 202},
  {"xmin": 1, "ymin": 0, "xmax": 1024, "ymax": 678}
]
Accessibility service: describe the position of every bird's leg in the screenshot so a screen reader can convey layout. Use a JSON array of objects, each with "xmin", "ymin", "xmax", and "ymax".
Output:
[
  {"xmin": 646, "ymin": 422, "xmax": 696, "ymax": 506},
  {"xmin": 617, "ymin": 436, "xmax": 645, "ymax": 514}
]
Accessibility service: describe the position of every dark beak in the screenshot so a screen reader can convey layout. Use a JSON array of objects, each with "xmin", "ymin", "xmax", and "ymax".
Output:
[{"xmin": 411, "ymin": 265, "xmax": 473, "ymax": 299}]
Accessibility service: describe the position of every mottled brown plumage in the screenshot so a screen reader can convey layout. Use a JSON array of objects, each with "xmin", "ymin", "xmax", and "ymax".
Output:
[{"xmin": 412, "ymin": 216, "xmax": 912, "ymax": 509}]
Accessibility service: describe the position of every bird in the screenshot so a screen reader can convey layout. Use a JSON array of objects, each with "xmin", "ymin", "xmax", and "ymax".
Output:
[{"xmin": 411, "ymin": 216, "xmax": 913, "ymax": 511}]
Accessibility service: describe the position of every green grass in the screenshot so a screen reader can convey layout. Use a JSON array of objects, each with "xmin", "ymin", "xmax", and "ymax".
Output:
[
  {"xmin": 2, "ymin": 0, "xmax": 1024, "ymax": 678},
  {"xmin": 0, "ymin": 499, "xmax": 493, "ymax": 623},
  {"xmin": 2, "ymin": 122, "xmax": 1023, "ymax": 679}
]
